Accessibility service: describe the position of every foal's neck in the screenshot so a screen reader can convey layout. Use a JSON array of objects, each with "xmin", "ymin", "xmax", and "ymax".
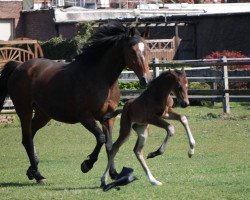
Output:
[{"xmin": 152, "ymin": 74, "xmax": 176, "ymax": 103}]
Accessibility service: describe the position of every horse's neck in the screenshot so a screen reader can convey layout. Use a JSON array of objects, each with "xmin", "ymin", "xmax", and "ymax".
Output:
[
  {"xmin": 81, "ymin": 45, "xmax": 125, "ymax": 85},
  {"xmin": 102, "ymin": 46, "xmax": 125, "ymax": 84}
]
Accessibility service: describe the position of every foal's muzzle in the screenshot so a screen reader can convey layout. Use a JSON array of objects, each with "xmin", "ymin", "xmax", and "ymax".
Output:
[{"xmin": 180, "ymin": 100, "xmax": 190, "ymax": 108}]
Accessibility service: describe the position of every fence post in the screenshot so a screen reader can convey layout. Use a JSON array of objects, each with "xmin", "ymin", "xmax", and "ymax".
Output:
[
  {"xmin": 222, "ymin": 56, "xmax": 230, "ymax": 114},
  {"xmin": 152, "ymin": 57, "xmax": 160, "ymax": 78}
]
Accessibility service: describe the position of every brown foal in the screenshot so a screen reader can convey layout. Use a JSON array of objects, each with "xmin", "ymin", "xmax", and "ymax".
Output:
[{"xmin": 101, "ymin": 69, "xmax": 196, "ymax": 187}]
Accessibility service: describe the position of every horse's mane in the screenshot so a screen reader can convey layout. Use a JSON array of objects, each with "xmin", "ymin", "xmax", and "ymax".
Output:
[{"xmin": 75, "ymin": 21, "xmax": 141, "ymax": 64}]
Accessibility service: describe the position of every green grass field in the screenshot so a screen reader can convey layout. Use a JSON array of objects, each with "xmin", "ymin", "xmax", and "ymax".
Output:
[{"xmin": 0, "ymin": 103, "xmax": 249, "ymax": 200}]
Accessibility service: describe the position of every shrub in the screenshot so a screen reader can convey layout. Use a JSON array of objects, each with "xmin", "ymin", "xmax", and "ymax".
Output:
[
  {"xmin": 205, "ymin": 50, "xmax": 250, "ymax": 70},
  {"xmin": 119, "ymin": 82, "xmax": 140, "ymax": 90},
  {"xmin": 205, "ymin": 50, "xmax": 249, "ymax": 90},
  {"xmin": 40, "ymin": 22, "xmax": 94, "ymax": 62}
]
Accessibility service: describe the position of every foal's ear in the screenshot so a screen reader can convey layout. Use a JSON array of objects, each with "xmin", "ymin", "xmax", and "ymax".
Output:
[
  {"xmin": 141, "ymin": 27, "xmax": 150, "ymax": 38},
  {"xmin": 181, "ymin": 67, "xmax": 186, "ymax": 74},
  {"xmin": 129, "ymin": 27, "xmax": 136, "ymax": 37}
]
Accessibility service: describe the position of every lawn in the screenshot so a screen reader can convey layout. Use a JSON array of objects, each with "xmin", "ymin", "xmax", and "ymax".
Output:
[{"xmin": 0, "ymin": 103, "xmax": 249, "ymax": 200}]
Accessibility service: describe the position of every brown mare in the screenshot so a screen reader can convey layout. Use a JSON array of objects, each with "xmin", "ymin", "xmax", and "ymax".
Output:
[
  {"xmin": 0, "ymin": 21, "xmax": 151, "ymax": 184},
  {"xmin": 101, "ymin": 69, "xmax": 195, "ymax": 187}
]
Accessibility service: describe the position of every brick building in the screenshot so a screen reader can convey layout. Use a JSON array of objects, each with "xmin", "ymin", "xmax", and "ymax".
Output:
[
  {"xmin": 0, "ymin": 0, "xmax": 22, "ymax": 40},
  {"xmin": 1, "ymin": 1, "xmax": 250, "ymax": 59}
]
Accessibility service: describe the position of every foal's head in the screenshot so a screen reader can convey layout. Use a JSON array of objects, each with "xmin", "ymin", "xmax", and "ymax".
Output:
[
  {"xmin": 171, "ymin": 69, "xmax": 190, "ymax": 108},
  {"xmin": 123, "ymin": 27, "xmax": 151, "ymax": 87}
]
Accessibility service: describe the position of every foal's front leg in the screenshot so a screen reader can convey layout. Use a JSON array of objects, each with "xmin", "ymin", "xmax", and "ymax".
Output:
[
  {"xmin": 147, "ymin": 116, "xmax": 175, "ymax": 159},
  {"xmin": 168, "ymin": 111, "xmax": 196, "ymax": 158}
]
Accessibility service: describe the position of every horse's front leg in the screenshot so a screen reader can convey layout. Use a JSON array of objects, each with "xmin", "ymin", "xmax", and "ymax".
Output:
[
  {"xmin": 147, "ymin": 116, "xmax": 174, "ymax": 159},
  {"xmin": 80, "ymin": 116, "xmax": 106, "ymax": 173},
  {"xmin": 168, "ymin": 110, "xmax": 196, "ymax": 158}
]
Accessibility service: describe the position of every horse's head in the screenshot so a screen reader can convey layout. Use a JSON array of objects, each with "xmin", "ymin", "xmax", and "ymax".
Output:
[
  {"xmin": 172, "ymin": 69, "xmax": 190, "ymax": 108},
  {"xmin": 123, "ymin": 27, "xmax": 151, "ymax": 87}
]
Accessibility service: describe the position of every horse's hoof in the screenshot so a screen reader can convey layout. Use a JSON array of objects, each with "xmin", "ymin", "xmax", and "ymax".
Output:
[
  {"xmin": 98, "ymin": 134, "xmax": 106, "ymax": 144},
  {"xmin": 81, "ymin": 160, "xmax": 92, "ymax": 173},
  {"xmin": 109, "ymin": 169, "xmax": 119, "ymax": 180},
  {"xmin": 26, "ymin": 169, "xmax": 35, "ymax": 180},
  {"xmin": 37, "ymin": 178, "xmax": 47, "ymax": 185}
]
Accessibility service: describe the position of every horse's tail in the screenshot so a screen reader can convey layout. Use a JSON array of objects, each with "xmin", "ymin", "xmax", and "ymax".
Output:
[
  {"xmin": 103, "ymin": 109, "xmax": 123, "ymax": 122},
  {"xmin": 0, "ymin": 61, "xmax": 19, "ymax": 111}
]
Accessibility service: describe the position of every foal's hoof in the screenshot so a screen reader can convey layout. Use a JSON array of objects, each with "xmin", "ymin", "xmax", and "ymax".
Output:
[
  {"xmin": 151, "ymin": 180, "xmax": 163, "ymax": 186},
  {"xmin": 81, "ymin": 160, "xmax": 93, "ymax": 173},
  {"xmin": 100, "ymin": 182, "xmax": 106, "ymax": 189},
  {"xmin": 147, "ymin": 151, "xmax": 160, "ymax": 159},
  {"xmin": 147, "ymin": 152, "xmax": 156, "ymax": 159},
  {"xmin": 188, "ymin": 149, "xmax": 195, "ymax": 158}
]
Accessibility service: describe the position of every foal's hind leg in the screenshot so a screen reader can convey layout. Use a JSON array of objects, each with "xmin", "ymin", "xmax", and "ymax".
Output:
[
  {"xmin": 146, "ymin": 117, "xmax": 174, "ymax": 159},
  {"xmin": 101, "ymin": 116, "xmax": 132, "ymax": 187},
  {"xmin": 102, "ymin": 118, "xmax": 118, "ymax": 179},
  {"xmin": 133, "ymin": 124, "xmax": 162, "ymax": 186}
]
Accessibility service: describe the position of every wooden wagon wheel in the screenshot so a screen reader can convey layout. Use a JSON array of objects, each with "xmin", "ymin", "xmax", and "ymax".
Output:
[
  {"xmin": 13, "ymin": 37, "xmax": 44, "ymax": 58},
  {"xmin": 0, "ymin": 38, "xmax": 43, "ymax": 71},
  {"xmin": 0, "ymin": 47, "xmax": 34, "ymax": 71}
]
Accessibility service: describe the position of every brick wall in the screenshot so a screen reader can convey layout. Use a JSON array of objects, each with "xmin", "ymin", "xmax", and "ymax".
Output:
[
  {"xmin": 0, "ymin": 1, "xmax": 23, "ymax": 38},
  {"xmin": 21, "ymin": 9, "xmax": 57, "ymax": 40}
]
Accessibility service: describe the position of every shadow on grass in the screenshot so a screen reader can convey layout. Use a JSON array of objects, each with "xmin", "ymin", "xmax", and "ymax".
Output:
[
  {"xmin": 49, "ymin": 186, "xmax": 100, "ymax": 191},
  {"xmin": 0, "ymin": 182, "xmax": 36, "ymax": 187}
]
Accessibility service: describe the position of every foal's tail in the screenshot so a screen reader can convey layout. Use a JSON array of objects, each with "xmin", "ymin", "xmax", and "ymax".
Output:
[
  {"xmin": 103, "ymin": 109, "xmax": 123, "ymax": 122},
  {"xmin": 0, "ymin": 61, "xmax": 19, "ymax": 111}
]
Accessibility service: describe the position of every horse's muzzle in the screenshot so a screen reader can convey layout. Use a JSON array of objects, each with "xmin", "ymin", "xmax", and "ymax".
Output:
[{"xmin": 139, "ymin": 77, "xmax": 149, "ymax": 87}]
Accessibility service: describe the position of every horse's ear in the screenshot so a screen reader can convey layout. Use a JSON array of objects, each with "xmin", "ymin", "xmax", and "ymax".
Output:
[
  {"xmin": 129, "ymin": 27, "xmax": 136, "ymax": 37},
  {"xmin": 141, "ymin": 27, "xmax": 150, "ymax": 38}
]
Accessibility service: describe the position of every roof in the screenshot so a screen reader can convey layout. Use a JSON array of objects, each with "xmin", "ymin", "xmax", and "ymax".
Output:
[{"xmin": 52, "ymin": 3, "xmax": 250, "ymax": 23}]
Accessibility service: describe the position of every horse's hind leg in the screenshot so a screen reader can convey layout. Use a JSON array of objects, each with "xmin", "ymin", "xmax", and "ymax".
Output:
[
  {"xmin": 16, "ymin": 106, "xmax": 46, "ymax": 184},
  {"xmin": 26, "ymin": 108, "xmax": 51, "ymax": 183},
  {"xmin": 133, "ymin": 124, "xmax": 162, "ymax": 186}
]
